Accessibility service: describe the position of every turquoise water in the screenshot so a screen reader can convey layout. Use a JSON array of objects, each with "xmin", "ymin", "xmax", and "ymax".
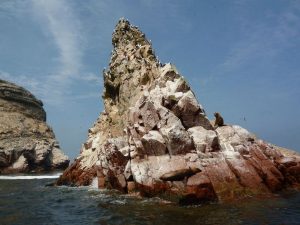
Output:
[{"xmin": 0, "ymin": 177, "xmax": 300, "ymax": 225}]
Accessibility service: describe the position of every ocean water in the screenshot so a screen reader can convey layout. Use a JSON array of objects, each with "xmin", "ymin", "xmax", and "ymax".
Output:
[{"xmin": 0, "ymin": 176, "xmax": 300, "ymax": 225}]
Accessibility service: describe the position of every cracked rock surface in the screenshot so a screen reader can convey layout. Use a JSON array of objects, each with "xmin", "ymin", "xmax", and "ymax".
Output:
[
  {"xmin": 0, "ymin": 79, "xmax": 69, "ymax": 173},
  {"xmin": 57, "ymin": 19, "xmax": 300, "ymax": 203}
]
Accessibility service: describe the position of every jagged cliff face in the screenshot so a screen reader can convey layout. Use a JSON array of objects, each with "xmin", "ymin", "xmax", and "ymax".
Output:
[
  {"xmin": 58, "ymin": 19, "xmax": 300, "ymax": 203},
  {"xmin": 0, "ymin": 79, "xmax": 69, "ymax": 173}
]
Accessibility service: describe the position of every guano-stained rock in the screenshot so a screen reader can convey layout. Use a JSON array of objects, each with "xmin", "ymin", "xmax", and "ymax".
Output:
[{"xmin": 57, "ymin": 19, "xmax": 300, "ymax": 204}]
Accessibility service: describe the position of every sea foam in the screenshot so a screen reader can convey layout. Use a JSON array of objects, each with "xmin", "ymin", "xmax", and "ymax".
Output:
[{"xmin": 0, "ymin": 173, "xmax": 62, "ymax": 180}]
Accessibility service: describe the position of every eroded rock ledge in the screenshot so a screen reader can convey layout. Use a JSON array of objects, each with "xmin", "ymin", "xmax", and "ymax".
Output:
[
  {"xmin": 0, "ymin": 79, "xmax": 69, "ymax": 173},
  {"xmin": 57, "ymin": 19, "xmax": 300, "ymax": 203}
]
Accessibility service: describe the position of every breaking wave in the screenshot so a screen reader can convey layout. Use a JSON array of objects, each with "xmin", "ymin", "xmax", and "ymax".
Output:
[{"xmin": 0, "ymin": 173, "xmax": 62, "ymax": 180}]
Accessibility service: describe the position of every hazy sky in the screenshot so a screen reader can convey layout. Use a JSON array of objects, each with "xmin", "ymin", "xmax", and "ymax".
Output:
[{"xmin": 1, "ymin": 0, "xmax": 299, "ymax": 159}]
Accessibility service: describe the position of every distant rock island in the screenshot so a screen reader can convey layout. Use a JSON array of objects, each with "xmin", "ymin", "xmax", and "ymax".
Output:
[
  {"xmin": 57, "ymin": 19, "xmax": 300, "ymax": 203},
  {"xmin": 0, "ymin": 79, "xmax": 69, "ymax": 174}
]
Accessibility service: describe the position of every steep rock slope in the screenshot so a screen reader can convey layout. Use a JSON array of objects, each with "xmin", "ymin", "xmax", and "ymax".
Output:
[
  {"xmin": 0, "ymin": 79, "xmax": 69, "ymax": 173},
  {"xmin": 57, "ymin": 19, "xmax": 300, "ymax": 203}
]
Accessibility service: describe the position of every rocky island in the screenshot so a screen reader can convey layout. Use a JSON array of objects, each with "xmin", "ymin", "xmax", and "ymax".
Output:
[
  {"xmin": 0, "ymin": 79, "xmax": 69, "ymax": 174},
  {"xmin": 57, "ymin": 19, "xmax": 300, "ymax": 204}
]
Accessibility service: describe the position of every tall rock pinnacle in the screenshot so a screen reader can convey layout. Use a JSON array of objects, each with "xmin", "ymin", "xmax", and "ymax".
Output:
[
  {"xmin": 102, "ymin": 18, "xmax": 160, "ymax": 138},
  {"xmin": 57, "ymin": 19, "xmax": 300, "ymax": 203}
]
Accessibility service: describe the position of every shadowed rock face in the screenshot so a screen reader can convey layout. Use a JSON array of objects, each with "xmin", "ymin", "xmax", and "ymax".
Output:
[
  {"xmin": 0, "ymin": 79, "xmax": 46, "ymax": 121},
  {"xmin": 57, "ymin": 19, "xmax": 300, "ymax": 203},
  {"xmin": 0, "ymin": 79, "xmax": 69, "ymax": 173}
]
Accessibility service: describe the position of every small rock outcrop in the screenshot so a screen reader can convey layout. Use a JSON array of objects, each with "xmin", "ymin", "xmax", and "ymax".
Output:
[
  {"xmin": 57, "ymin": 19, "xmax": 300, "ymax": 203},
  {"xmin": 0, "ymin": 79, "xmax": 69, "ymax": 173}
]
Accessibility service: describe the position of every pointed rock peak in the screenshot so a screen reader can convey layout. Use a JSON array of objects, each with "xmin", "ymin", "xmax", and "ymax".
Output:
[
  {"xmin": 58, "ymin": 18, "xmax": 300, "ymax": 205},
  {"xmin": 112, "ymin": 18, "xmax": 150, "ymax": 49},
  {"xmin": 103, "ymin": 19, "xmax": 159, "ymax": 103}
]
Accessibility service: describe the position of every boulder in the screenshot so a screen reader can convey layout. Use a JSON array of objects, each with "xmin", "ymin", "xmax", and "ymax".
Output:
[
  {"xmin": 141, "ymin": 131, "xmax": 167, "ymax": 155},
  {"xmin": 187, "ymin": 126, "xmax": 219, "ymax": 153}
]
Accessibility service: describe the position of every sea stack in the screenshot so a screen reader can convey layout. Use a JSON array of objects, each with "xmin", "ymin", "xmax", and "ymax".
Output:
[
  {"xmin": 57, "ymin": 19, "xmax": 300, "ymax": 203},
  {"xmin": 0, "ymin": 79, "xmax": 69, "ymax": 173}
]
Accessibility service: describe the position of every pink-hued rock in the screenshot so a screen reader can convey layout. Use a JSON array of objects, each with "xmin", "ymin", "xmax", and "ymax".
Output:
[
  {"xmin": 187, "ymin": 126, "xmax": 219, "ymax": 153},
  {"xmin": 127, "ymin": 181, "xmax": 136, "ymax": 193},
  {"xmin": 141, "ymin": 131, "xmax": 167, "ymax": 156},
  {"xmin": 57, "ymin": 19, "xmax": 300, "ymax": 204},
  {"xmin": 184, "ymin": 172, "xmax": 217, "ymax": 204}
]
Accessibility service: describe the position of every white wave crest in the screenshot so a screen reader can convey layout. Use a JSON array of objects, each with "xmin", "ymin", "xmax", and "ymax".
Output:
[{"xmin": 0, "ymin": 173, "xmax": 62, "ymax": 180}]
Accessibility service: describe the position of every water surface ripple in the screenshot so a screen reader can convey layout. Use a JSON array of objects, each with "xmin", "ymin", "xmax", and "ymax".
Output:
[{"xmin": 0, "ymin": 179, "xmax": 300, "ymax": 225}]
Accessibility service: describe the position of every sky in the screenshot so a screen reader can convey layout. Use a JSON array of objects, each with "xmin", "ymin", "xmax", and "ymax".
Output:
[{"xmin": 0, "ymin": 0, "xmax": 299, "ymax": 159}]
